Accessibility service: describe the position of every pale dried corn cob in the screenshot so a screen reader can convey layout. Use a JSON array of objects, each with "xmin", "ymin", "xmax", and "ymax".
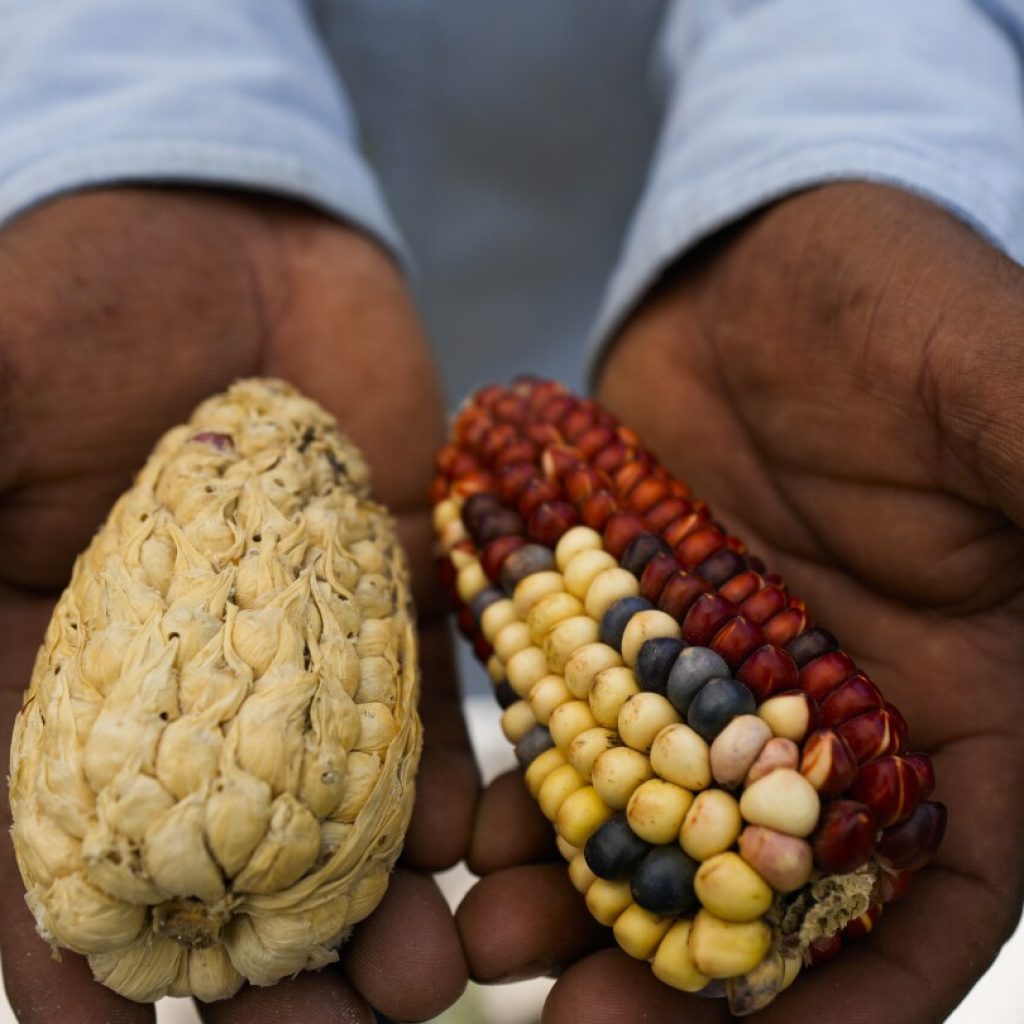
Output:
[
  {"xmin": 432, "ymin": 378, "xmax": 944, "ymax": 1016},
  {"xmin": 9, "ymin": 379, "xmax": 421, "ymax": 1002}
]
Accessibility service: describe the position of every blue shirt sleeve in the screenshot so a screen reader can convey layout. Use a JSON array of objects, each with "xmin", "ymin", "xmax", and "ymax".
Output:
[
  {"xmin": 0, "ymin": 0, "xmax": 405, "ymax": 261},
  {"xmin": 589, "ymin": 0, "xmax": 1024, "ymax": 363}
]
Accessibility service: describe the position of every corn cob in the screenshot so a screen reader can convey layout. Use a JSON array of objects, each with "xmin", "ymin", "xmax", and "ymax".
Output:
[
  {"xmin": 432, "ymin": 378, "xmax": 944, "ymax": 1016},
  {"xmin": 9, "ymin": 380, "xmax": 421, "ymax": 1001}
]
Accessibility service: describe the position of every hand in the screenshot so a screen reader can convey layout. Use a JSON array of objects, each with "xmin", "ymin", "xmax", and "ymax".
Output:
[
  {"xmin": 0, "ymin": 188, "xmax": 477, "ymax": 1023},
  {"xmin": 458, "ymin": 183, "xmax": 1024, "ymax": 1022}
]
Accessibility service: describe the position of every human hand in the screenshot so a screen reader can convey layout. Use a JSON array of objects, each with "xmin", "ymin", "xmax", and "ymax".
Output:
[
  {"xmin": 458, "ymin": 183, "xmax": 1024, "ymax": 1021},
  {"xmin": 0, "ymin": 188, "xmax": 476, "ymax": 1023}
]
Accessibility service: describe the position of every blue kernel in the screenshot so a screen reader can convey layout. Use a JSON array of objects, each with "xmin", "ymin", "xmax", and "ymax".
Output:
[
  {"xmin": 631, "ymin": 845, "xmax": 700, "ymax": 916},
  {"xmin": 686, "ymin": 677, "xmax": 756, "ymax": 742},
  {"xmin": 635, "ymin": 637, "xmax": 685, "ymax": 695},
  {"xmin": 665, "ymin": 646, "xmax": 730, "ymax": 715},
  {"xmin": 584, "ymin": 813, "xmax": 653, "ymax": 880},
  {"xmin": 599, "ymin": 596, "xmax": 654, "ymax": 651}
]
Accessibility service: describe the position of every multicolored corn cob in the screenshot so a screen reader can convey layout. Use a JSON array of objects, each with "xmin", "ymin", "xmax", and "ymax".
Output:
[{"xmin": 431, "ymin": 378, "xmax": 945, "ymax": 1015}]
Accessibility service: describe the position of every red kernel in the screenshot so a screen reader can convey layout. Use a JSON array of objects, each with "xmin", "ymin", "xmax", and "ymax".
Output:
[
  {"xmin": 876, "ymin": 801, "xmax": 946, "ymax": 871},
  {"xmin": 800, "ymin": 651, "xmax": 857, "ymax": 703},
  {"xmin": 819, "ymin": 674, "xmax": 884, "ymax": 728},
  {"xmin": 812, "ymin": 800, "xmax": 877, "ymax": 873},
  {"xmin": 763, "ymin": 607, "xmax": 808, "ymax": 646},
  {"xmin": 736, "ymin": 645, "xmax": 799, "ymax": 702},
  {"xmin": 710, "ymin": 616, "xmax": 765, "ymax": 669},
  {"xmin": 848, "ymin": 756, "xmax": 921, "ymax": 827},
  {"xmin": 527, "ymin": 501, "xmax": 579, "ymax": 547},
  {"xmin": 657, "ymin": 571, "xmax": 712, "ymax": 621},
  {"xmin": 682, "ymin": 593, "xmax": 737, "ymax": 646},
  {"xmin": 602, "ymin": 513, "xmax": 647, "ymax": 560},
  {"xmin": 739, "ymin": 584, "xmax": 788, "ymax": 625}
]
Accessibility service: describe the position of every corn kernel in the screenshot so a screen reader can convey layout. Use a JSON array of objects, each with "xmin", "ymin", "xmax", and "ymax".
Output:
[
  {"xmin": 739, "ymin": 769, "xmax": 820, "ymax": 838},
  {"xmin": 506, "ymin": 645, "xmax": 550, "ymax": 698},
  {"xmin": 555, "ymin": 526, "xmax": 604, "ymax": 571},
  {"xmin": 524, "ymin": 747, "xmax": 568, "ymax": 798},
  {"xmin": 694, "ymin": 852, "xmax": 773, "ymax": 922},
  {"xmin": 626, "ymin": 779, "xmax": 694, "ymax": 845},
  {"xmin": 589, "ymin": 666, "xmax": 640, "ymax": 728},
  {"xmin": 591, "ymin": 746, "xmax": 654, "ymax": 810},
  {"xmin": 432, "ymin": 497, "xmax": 461, "ymax": 532},
  {"xmin": 651, "ymin": 919, "xmax": 710, "ymax": 993},
  {"xmin": 538, "ymin": 763, "xmax": 586, "ymax": 820},
  {"xmin": 567, "ymin": 727, "xmax": 618, "ymax": 780},
  {"xmin": 556, "ymin": 785, "xmax": 614, "ymax": 847},
  {"xmin": 585, "ymin": 878, "xmax": 633, "ymax": 926},
  {"xmin": 618, "ymin": 693, "xmax": 681, "ymax": 754},
  {"xmin": 680, "ymin": 790, "xmax": 742, "ymax": 861},
  {"xmin": 688, "ymin": 910, "xmax": 771, "ymax": 979},
  {"xmin": 456, "ymin": 560, "xmax": 490, "ymax": 604},
  {"xmin": 527, "ymin": 592, "xmax": 584, "ymax": 645},
  {"xmin": 500, "ymin": 700, "xmax": 537, "ymax": 744},
  {"xmin": 548, "ymin": 700, "xmax": 599, "ymax": 751},
  {"xmin": 563, "ymin": 548, "xmax": 618, "ymax": 599},
  {"xmin": 563, "ymin": 642, "xmax": 623, "ymax": 700},
  {"xmin": 556, "ymin": 834, "xmax": 578, "ymax": 862},
  {"xmin": 758, "ymin": 693, "xmax": 813, "ymax": 743},
  {"xmin": 493, "ymin": 620, "xmax": 532, "ymax": 663},
  {"xmin": 649, "ymin": 723, "xmax": 711, "ymax": 791},
  {"xmin": 568, "ymin": 852, "xmax": 597, "ymax": 894},
  {"xmin": 613, "ymin": 903, "xmax": 673, "ymax": 960},
  {"xmin": 529, "ymin": 674, "xmax": 573, "ymax": 725},
  {"xmin": 620, "ymin": 610, "xmax": 682, "ymax": 668},
  {"xmin": 486, "ymin": 654, "xmax": 505, "ymax": 683},
  {"xmin": 584, "ymin": 567, "xmax": 639, "ymax": 621},
  {"xmin": 513, "ymin": 571, "xmax": 565, "ymax": 618},
  {"xmin": 543, "ymin": 615, "xmax": 601, "ymax": 673},
  {"xmin": 709, "ymin": 715, "xmax": 772, "ymax": 789},
  {"xmin": 480, "ymin": 598, "xmax": 517, "ymax": 643}
]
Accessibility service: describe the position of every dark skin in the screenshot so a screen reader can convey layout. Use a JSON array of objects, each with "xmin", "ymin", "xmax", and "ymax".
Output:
[
  {"xmin": 0, "ymin": 188, "xmax": 477, "ymax": 1023},
  {"xmin": 459, "ymin": 183, "xmax": 1024, "ymax": 1022}
]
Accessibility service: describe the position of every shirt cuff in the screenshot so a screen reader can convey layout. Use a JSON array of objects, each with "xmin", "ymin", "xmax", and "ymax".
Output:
[
  {"xmin": 0, "ymin": 0, "xmax": 406, "ymax": 265},
  {"xmin": 588, "ymin": 0, "xmax": 1024, "ymax": 373}
]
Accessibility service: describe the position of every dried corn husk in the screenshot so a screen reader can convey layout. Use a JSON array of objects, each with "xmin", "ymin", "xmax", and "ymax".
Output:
[{"xmin": 9, "ymin": 379, "xmax": 422, "ymax": 1002}]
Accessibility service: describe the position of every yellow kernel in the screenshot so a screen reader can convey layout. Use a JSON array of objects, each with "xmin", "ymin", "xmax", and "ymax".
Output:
[
  {"xmin": 591, "ymin": 746, "xmax": 654, "ymax": 810},
  {"xmin": 548, "ymin": 700, "xmax": 599, "ymax": 752},
  {"xmin": 563, "ymin": 548, "xmax": 618, "ymax": 600},
  {"xmin": 688, "ymin": 910, "xmax": 771, "ymax": 979},
  {"xmin": 585, "ymin": 878, "xmax": 633, "ymax": 926},
  {"xmin": 431, "ymin": 497, "xmax": 460, "ymax": 531},
  {"xmin": 649, "ymin": 723, "xmax": 711, "ymax": 790},
  {"xmin": 555, "ymin": 526, "xmax": 604, "ymax": 571},
  {"xmin": 618, "ymin": 692, "xmax": 681, "ymax": 754},
  {"xmin": 758, "ymin": 693, "xmax": 812, "ymax": 743},
  {"xmin": 456, "ymin": 560, "xmax": 490, "ymax": 604},
  {"xmin": 500, "ymin": 700, "xmax": 536, "ymax": 744},
  {"xmin": 739, "ymin": 769, "xmax": 820, "ymax": 838},
  {"xmin": 589, "ymin": 666, "xmax": 640, "ymax": 729},
  {"xmin": 524, "ymin": 747, "xmax": 568, "ymax": 799},
  {"xmin": 555, "ymin": 834, "xmax": 578, "ymax": 862},
  {"xmin": 513, "ymin": 571, "xmax": 565, "ymax": 618},
  {"xmin": 486, "ymin": 654, "xmax": 505, "ymax": 683},
  {"xmin": 480, "ymin": 598, "xmax": 518, "ymax": 643},
  {"xmin": 613, "ymin": 903, "xmax": 673, "ymax": 961},
  {"xmin": 527, "ymin": 591, "xmax": 584, "ymax": 645},
  {"xmin": 506, "ymin": 645, "xmax": 550, "ymax": 698},
  {"xmin": 537, "ymin": 763, "xmax": 586, "ymax": 820},
  {"xmin": 569, "ymin": 852, "xmax": 597, "ymax": 894},
  {"xmin": 564, "ymin": 642, "xmax": 623, "ymax": 700},
  {"xmin": 441, "ymin": 518, "xmax": 469, "ymax": 551},
  {"xmin": 620, "ymin": 610, "xmax": 682, "ymax": 668},
  {"xmin": 493, "ymin": 620, "xmax": 532, "ymax": 662},
  {"xmin": 529, "ymin": 674, "xmax": 573, "ymax": 725},
  {"xmin": 694, "ymin": 852, "xmax": 774, "ymax": 922},
  {"xmin": 556, "ymin": 785, "xmax": 614, "ymax": 848},
  {"xmin": 651, "ymin": 919, "xmax": 710, "ymax": 993},
  {"xmin": 626, "ymin": 779, "xmax": 694, "ymax": 845},
  {"xmin": 584, "ymin": 567, "xmax": 639, "ymax": 621},
  {"xmin": 680, "ymin": 789, "xmax": 742, "ymax": 861},
  {"xmin": 544, "ymin": 615, "xmax": 601, "ymax": 673},
  {"xmin": 567, "ymin": 727, "xmax": 618, "ymax": 781}
]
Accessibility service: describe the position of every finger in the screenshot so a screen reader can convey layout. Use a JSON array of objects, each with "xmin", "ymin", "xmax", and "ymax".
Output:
[
  {"xmin": 456, "ymin": 864, "xmax": 608, "ymax": 983},
  {"xmin": 467, "ymin": 770, "xmax": 556, "ymax": 876},
  {"xmin": 341, "ymin": 869, "xmax": 467, "ymax": 1022},
  {"xmin": 542, "ymin": 948, "xmax": 728, "ymax": 1024},
  {"xmin": 198, "ymin": 972, "xmax": 374, "ymax": 1024}
]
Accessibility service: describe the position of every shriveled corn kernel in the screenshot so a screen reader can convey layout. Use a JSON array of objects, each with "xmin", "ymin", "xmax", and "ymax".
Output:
[
  {"xmin": 709, "ymin": 715, "xmax": 772, "ymax": 789},
  {"xmin": 649, "ymin": 723, "xmax": 711, "ymax": 791},
  {"xmin": 544, "ymin": 616, "xmax": 601, "ymax": 673},
  {"xmin": 493, "ymin": 620, "xmax": 532, "ymax": 662},
  {"xmin": 589, "ymin": 666, "xmax": 640, "ymax": 728},
  {"xmin": 564, "ymin": 642, "xmax": 623, "ymax": 700},
  {"xmin": 456, "ymin": 561, "xmax": 490, "ymax": 604},
  {"xmin": 481, "ymin": 598, "xmax": 518, "ymax": 643},
  {"xmin": 627, "ymin": 780, "xmax": 694, "ymax": 845},
  {"xmin": 548, "ymin": 700, "xmax": 599, "ymax": 751},
  {"xmin": 537, "ymin": 764, "xmax": 586, "ymax": 820},
  {"xmin": 620, "ymin": 610, "xmax": 682, "ymax": 668},
  {"xmin": 527, "ymin": 592, "xmax": 584, "ymax": 645},
  {"xmin": 529, "ymin": 674, "xmax": 573, "ymax": 725},
  {"xmin": 590, "ymin": 746, "xmax": 654, "ymax": 809},
  {"xmin": 567, "ymin": 727, "xmax": 618, "ymax": 780},
  {"xmin": 726, "ymin": 950, "xmax": 788, "ymax": 1016},
  {"xmin": 694, "ymin": 852, "xmax": 773, "ymax": 922},
  {"xmin": 584, "ymin": 567, "xmax": 640, "ymax": 621},
  {"xmin": 506, "ymin": 645, "xmax": 550, "ymax": 698},
  {"xmin": 585, "ymin": 878, "xmax": 633, "ymax": 926},
  {"xmin": 758, "ymin": 692, "xmax": 814, "ymax": 742},
  {"xmin": 556, "ymin": 786, "xmax": 614, "ymax": 847},
  {"xmin": 618, "ymin": 693, "xmax": 681, "ymax": 754},
  {"xmin": 555, "ymin": 835, "xmax": 579, "ymax": 862},
  {"xmin": 680, "ymin": 790, "xmax": 742, "ymax": 861},
  {"xmin": 739, "ymin": 769, "xmax": 820, "ymax": 838},
  {"xmin": 780, "ymin": 955, "xmax": 802, "ymax": 992},
  {"xmin": 501, "ymin": 701, "xmax": 537, "ymax": 744},
  {"xmin": 563, "ymin": 548, "xmax": 618, "ymax": 599},
  {"xmin": 555, "ymin": 526, "xmax": 603, "ymax": 571},
  {"xmin": 613, "ymin": 904, "xmax": 673, "ymax": 960},
  {"xmin": 513, "ymin": 571, "xmax": 565, "ymax": 618},
  {"xmin": 689, "ymin": 910, "xmax": 772, "ymax": 979},
  {"xmin": 569, "ymin": 852, "xmax": 597, "ymax": 894},
  {"xmin": 651, "ymin": 919, "xmax": 710, "ymax": 993},
  {"xmin": 524, "ymin": 747, "xmax": 568, "ymax": 798}
]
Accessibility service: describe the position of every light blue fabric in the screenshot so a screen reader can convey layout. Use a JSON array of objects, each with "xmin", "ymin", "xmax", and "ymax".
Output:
[{"xmin": 1, "ymin": 0, "xmax": 1023, "ymax": 397}]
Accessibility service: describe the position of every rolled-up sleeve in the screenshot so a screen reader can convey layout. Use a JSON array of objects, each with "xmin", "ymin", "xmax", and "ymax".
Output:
[
  {"xmin": 0, "ymin": 0, "xmax": 405, "ymax": 259},
  {"xmin": 590, "ymin": 0, "xmax": 1024, "ymax": 362}
]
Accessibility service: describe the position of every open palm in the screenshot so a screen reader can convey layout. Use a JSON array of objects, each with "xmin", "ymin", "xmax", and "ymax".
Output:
[
  {"xmin": 0, "ymin": 190, "xmax": 475, "ymax": 1024},
  {"xmin": 460, "ymin": 184, "xmax": 1024, "ymax": 1023}
]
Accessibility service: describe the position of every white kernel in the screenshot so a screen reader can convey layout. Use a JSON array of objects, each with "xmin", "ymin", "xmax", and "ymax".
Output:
[
  {"xmin": 513, "ymin": 571, "xmax": 565, "ymax": 618},
  {"xmin": 493, "ymin": 620, "xmax": 532, "ymax": 662},
  {"xmin": 618, "ymin": 692, "xmax": 681, "ymax": 754},
  {"xmin": 589, "ymin": 666, "xmax": 639, "ymax": 729},
  {"xmin": 527, "ymin": 591, "xmax": 584, "ymax": 645},
  {"xmin": 543, "ymin": 615, "xmax": 601, "ymax": 673},
  {"xmin": 480, "ymin": 599, "xmax": 518, "ymax": 643},
  {"xmin": 555, "ymin": 526, "xmax": 604, "ymax": 571},
  {"xmin": 584, "ymin": 567, "xmax": 639, "ymax": 621},
  {"xmin": 739, "ymin": 769, "xmax": 820, "ymax": 837},
  {"xmin": 567, "ymin": 727, "xmax": 618, "ymax": 781},
  {"xmin": 620, "ymin": 609, "xmax": 681, "ymax": 668},
  {"xmin": 506, "ymin": 645, "xmax": 550, "ymax": 698},
  {"xmin": 563, "ymin": 548, "xmax": 618, "ymax": 600},
  {"xmin": 680, "ymin": 789, "xmax": 742, "ymax": 861},
  {"xmin": 564, "ymin": 642, "xmax": 623, "ymax": 699},
  {"xmin": 650, "ymin": 723, "xmax": 710, "ymax": 791},
  {"xmin": 529, "ymin": 674, "xmax": 573, "ymax": 725},
  {"xmin": 456, "ymin": 560, "xmax": 490, "ymax": 604}
]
